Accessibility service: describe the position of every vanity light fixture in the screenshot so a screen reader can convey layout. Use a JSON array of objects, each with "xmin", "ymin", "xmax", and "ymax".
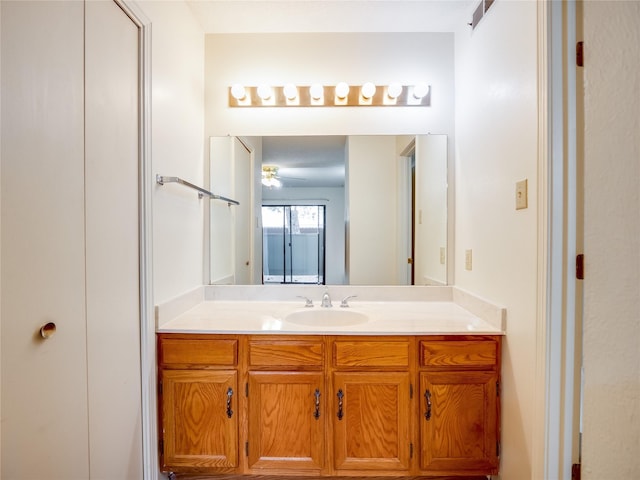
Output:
[
  {"xmin": 387, "ymin": 83, "xmax": 403, "ymax": 99},
  {"xmin": 361, "ymin": 82, "xmax": 376, "ymax": 99},
  {"xmin": 309, "ymin": 83, "xmax": 324, "ymax": 101},
  {"xmin": 283, "ymin": 83, "xmax": 298, "ymax": 100},
  {"xmin": 334, "ymin": 82, "xmax": 350, "ymax": 105},
  {"xmin": 228, "ymin": 83, "xmax": 430, "ymax": 107},
  {"xmin": 359, "ymin": 82, "xmax": 377, "ymax": 106},
  {"xmin": 412, "ymin": 83, "xmax": 430, "ymax": 99},
  {"xmin": 230, "ymin": 83, "xmax": 246, "ymax": 100},
  {"xmin": 257, "ymin": 84, "xmax": 273, "ymax": 100},
  {"xmin": 335, "ymin": 82, "xmax": 350, "ymax": 99}
]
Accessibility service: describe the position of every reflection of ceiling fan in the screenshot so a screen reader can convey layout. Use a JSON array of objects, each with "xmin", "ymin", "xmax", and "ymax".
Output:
[{"xmin": 261, "ymin": 165, "xmax": 305, "ymax": 188}]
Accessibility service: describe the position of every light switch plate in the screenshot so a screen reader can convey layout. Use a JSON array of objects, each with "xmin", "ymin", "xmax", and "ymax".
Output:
[
  {"xmin": 440, "ymin": 247, "xmax": 446, "ymax": 265},
  {"xmin": 516, "ymin": 179, "xmax": 528, "ymax": 210},
  {"xmin": 465, "ymin": 249, "xmax": 472, "ymax": 271}
]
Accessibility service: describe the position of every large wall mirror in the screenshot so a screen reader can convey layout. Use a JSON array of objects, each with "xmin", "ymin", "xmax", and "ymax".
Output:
[{"xmin": 209, "ymin": 134, "xmax": 448, "ymax": 286}]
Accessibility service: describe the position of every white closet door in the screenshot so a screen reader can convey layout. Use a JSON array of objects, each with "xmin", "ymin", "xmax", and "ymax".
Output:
[
  {"xmin": 1, "ymin": 2, "xmax": 89, "ymax": 478},
  {"xmin": 84, "ymin": 1, "xmax": 142, "ymax": 478}
]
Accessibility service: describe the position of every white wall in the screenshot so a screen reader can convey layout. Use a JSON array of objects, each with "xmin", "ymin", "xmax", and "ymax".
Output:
[
  {"xmin": 204, "ymin": 32, "xmax": 454, "ymax": 137},
  {"xmin": 209, "ymin": 136, "xmax": 235, "ymax": 283},
  {"xmin": 582, "ymin": 1, "xmax": 640, "ymax": 478},
  {"xmin": 203, "ymin": 32, "xmax": 455, "ymax": 287},
  {"xmin": 415, "ymin": 135, "xmax": 448, "ymax": 285},
  {"xmin": 454, "ymin": 2, "xmax": 538, "ymax": 478},
  {"xmin": 209, "ymin": 136, "xmax": 258, "ymax": 284},
  {"xmin": 346, "ymin": 136, "xmax": 399, "ymax": 284},
  {"xmin": 140, "ymin": 1, "xmax": 205, "ymax": 304}
]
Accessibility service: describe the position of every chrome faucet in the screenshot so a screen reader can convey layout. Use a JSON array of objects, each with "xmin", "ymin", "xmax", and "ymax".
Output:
[
  {"xmin": 340, "ymin": 295, "xmax": 357, "ymax": 307},
  {"xmin": 297, "ymin": 295, "xmax": 314, "ymax": 307},
  {"xmin": 321, "ymin": 289, "xmax": 333, "ymax": 308}
]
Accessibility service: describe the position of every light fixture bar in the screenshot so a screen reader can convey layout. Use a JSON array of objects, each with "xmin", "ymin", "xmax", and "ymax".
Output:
[{"xmin": 228, "ymin": 84, "xmax": 431, "ymax": 107}]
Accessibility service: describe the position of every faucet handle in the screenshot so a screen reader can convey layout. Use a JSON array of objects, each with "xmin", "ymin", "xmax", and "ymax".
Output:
[
  {"xmin": 340, "ymin": 295, "xmax": 358, "ymax": 308},
  {"xmin": 297, "ymin": 295, "xmax": 314, "ymax": 307}
]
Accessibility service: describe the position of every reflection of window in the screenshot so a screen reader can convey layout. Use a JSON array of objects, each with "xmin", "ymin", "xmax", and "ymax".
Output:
[{"xmin": 262, "ymin": 205, "xmax": 326, "ymax": 284}]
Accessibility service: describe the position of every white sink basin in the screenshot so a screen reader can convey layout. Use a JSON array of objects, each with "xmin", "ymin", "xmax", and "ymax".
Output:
[{"xmin": 285, "ymin": 308, "xmax": 369, "ymax": 327}]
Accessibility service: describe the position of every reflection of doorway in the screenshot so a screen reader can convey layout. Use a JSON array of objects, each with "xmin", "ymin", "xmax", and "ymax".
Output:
[
  {"xmin": 262, "ymin": 205, "xmax": 326, "ymax": 284},
  {"xmin": 410, "ymin": 150, "xmax": 416, "ymax": 285},
  {"xmin": 398, "ymin": 140, "xmax": 416, "ymax": 286}
]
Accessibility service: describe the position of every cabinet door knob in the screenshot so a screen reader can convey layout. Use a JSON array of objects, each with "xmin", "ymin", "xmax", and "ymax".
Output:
[
  {"xmin": 226, "ymin": 387, "xmax": 234, "ymax": 418},
  {"xmin": 314, "ymin": 388, "xmax": 321, "ymax": 420},
  {"xmin": 39, "ymin": 322, "xmax": 57, "ymax": 339},
  {"xmin": 424, "ymin": 389, "xmax": 432, "ymax": 421}
]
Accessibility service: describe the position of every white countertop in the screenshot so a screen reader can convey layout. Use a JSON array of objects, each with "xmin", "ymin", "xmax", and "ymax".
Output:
[{"xmin": 157, "ymin": 299, "xmax": 504, "ymax": 336}]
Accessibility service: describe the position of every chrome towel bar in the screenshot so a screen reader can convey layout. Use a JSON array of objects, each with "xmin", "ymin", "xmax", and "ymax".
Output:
[{"xmin": 156, "ymin": 175, "xmax": 239, "ymax": 206}]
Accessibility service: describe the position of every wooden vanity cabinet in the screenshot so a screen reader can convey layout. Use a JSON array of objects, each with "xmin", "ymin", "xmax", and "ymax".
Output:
[
  {"xmin": 157, "ymin": 333, "xmax": 502, "ymax": 477},
  {"xmin": 157, "ymin": 334, "xmax": 240, "ymax": 473},
  {"xmin": 245, "ymin": 337, "xmax": 326, "ymax": 474},
  {"xmin": 330, "ymin": 338, "xmax": 413, "ymax": 474},
  {"xmin": 418, "ymin": 335, "xmax": 501, "ymax": 476}
]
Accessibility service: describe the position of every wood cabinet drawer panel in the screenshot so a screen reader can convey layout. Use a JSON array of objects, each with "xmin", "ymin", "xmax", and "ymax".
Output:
[
  {"xmin": 333, "ymin": 340, "xmax": 410, "ymax": 368},
  {"xmin": 420, "ymin": 340, "xmax": 497, "ymax": 368},
  {"xmin": 249, "ymin": 340, "xmax": 324, "ymax": 367},
  {"xmin": 161, "ymin": 338, "xmax": 237, "ymax": 366}
]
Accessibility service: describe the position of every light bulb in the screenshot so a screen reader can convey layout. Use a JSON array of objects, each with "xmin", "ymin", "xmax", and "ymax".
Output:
[
  {"xmin": 335, "ymin": 82, "xmax": 350, "ymax": 99},
  {"xmin": 283, "ymin": 83, "xmax": 298, "ymax": 100},
  {"xmin": 257, "ymin": 84, "xmax": 272, "ymax": 100},
  {"xmin": 361, "ymin": 82, "xmax": 376, "ymax": 99},
  {"xmin": 413, "ymin": 83, "xmax": 430, "ymax": 99},
  {"xmin": 262, "ymin": 177, "xmax": 281, "ymax": 188},
  {"xmin": 310, "ymin": 83, "xmax": 324, "ymax": 100},
  {"xmin": 387, "ymin": 83, "xmax": 403, "ymax": 99},
  {"xmin": 230, "ymin": 84, "xmax": 246, "ymax": 100}
]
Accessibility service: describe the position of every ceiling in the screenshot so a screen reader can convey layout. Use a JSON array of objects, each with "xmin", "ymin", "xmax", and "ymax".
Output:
[
  {"xmin": 262, "ymin": 136, "xmax": 347, "ymax": 188},
  {"xmin": 194, "ymin": 1, "xmax": 472, "ymax": 188},
  {"xmin": 187, "ymin": 0, "xmax": 473, "ymax": 34}
]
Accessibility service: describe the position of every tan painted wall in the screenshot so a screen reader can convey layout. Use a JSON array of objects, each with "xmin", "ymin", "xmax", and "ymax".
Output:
[
  {"xmin": 453, "ymin": 2, "xmax": 539, "ymax": 478},
  {"xmin": 142, "ymin": 1, "xmax": 206, "ymax": 304},
  {"xmin": 582, "ymin": 1, "xmax": 640, "ymax": 478}
]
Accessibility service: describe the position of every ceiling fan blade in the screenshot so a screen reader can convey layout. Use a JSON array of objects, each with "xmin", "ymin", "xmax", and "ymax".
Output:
[{"xmin": 278, "ymin": 175, "xmax": 306, "ymax": 181}]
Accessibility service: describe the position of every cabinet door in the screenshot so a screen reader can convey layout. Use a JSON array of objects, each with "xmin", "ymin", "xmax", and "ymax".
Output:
[
  {"xmin": 161, "ymin": 370, "xmax": 238, "ymax": 470},
  {"xmin": 420, "ymin": 371, "xmax": 499, "ymax": 474},
  {"xmin": 247, "ymin": 372, "xmax": 325, "ymax": 472},
  {"xmin": 332, "ymin": 372, "xmax": 411, "ymax": 472}
]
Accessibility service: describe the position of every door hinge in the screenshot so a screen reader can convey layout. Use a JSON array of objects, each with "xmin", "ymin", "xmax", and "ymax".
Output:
[
  {"xmin": 576, "ymin": 254, "xmax": 585, "ymax": 280},
  {"xmin": 572, "ymin": 463, "xmax": 581, "ymax": 480},
  {"xmin": 159, "ymin": 438, "xmax": 164, "ymax": 455},
  {"xmin": 158, "ymin": 380, "xmax": 162, "ymax": 395},
  {"xmin": 410, "ymin": 442, "xmax": 414, "ymax": 458},
  {"xmin": 245, "ymin": 441, "xmax": 249, "ymax": 457},
  {"xmin": 497, "ymin": 440, "xmax": 501, "ymax": 457},
  {"xmin": 576, "ymin": 41, "xmax": 584, "ymax": 67},
  {"xmin": 496, "ymin": 380, "xmax": 500, "ymax": 397}
]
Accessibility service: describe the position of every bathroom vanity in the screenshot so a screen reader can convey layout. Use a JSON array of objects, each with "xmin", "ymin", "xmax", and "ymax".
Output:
[{"xmin": 156, "ymin": 288, "xmax": 505, "ymax": 477}]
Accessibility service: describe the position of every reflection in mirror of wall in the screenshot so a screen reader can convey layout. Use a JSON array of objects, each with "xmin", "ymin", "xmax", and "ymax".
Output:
[{"xmin": 209, "ymin": 135, "xmax": 447, "ymax": 286}]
